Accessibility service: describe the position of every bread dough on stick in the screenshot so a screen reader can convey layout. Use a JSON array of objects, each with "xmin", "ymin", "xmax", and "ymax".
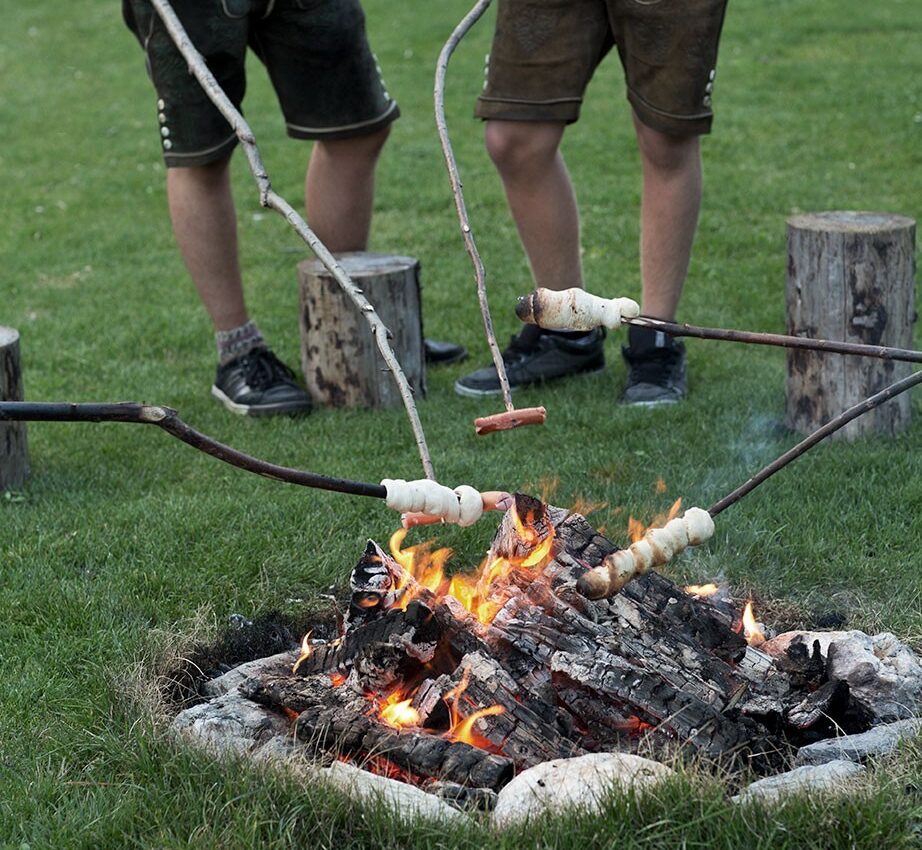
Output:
[
  {"xmin": 576, "ymin": 507, "xmax": 716, "ymax": 599},
  {"xmin": 382, "ymin": 480, "xmax": 511, "ymax": 528},
  {"xmin": 515, "ymin": 288, "xmax": 640, "ymax": 332}
]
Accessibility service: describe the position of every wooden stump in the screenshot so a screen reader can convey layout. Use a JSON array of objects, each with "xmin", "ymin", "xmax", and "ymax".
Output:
[
  {"xmin": 785, "ymin": 211, "xmax": 916, "ymax": 439},
  {"xmin": 298, "ymin": 252, "xmax": 426, "ymax": 408},
  {"xmin": 0, "ymin": 326, "xmax": 29, "ymax": 490}
]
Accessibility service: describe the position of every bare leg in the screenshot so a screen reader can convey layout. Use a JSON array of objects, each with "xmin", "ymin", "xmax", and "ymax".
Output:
[
  {"xmin": 166, "ymin": 157, "xmax": 248, "ymax": 332},
  {"xmin": 305, "ymin": 126, "xmax": 390, "ymax": 252},
  {"xmin": 633, "ymin": 113, "xmax": 702, "ymax": 321},
  {"xmin": 484, "ymin": 120, "xmax": 582, "ymax": 292}
]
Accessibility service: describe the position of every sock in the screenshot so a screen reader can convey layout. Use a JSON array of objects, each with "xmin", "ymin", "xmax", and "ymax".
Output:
[{"xmin": 215, "ymin": 320, "xmax": 267, "ymax": 365}]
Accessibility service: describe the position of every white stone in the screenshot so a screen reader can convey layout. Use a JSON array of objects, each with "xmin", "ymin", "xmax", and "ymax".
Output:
[
  {"xmin": 321, "ymin": 761, "xmax": 469, "ymax": 824},
  {"xmin": 795, "ymin": 718, "xmax": 922, "ymax": 766},
  {"xmin": 202, "ymin": 650, "xmax": 299, "ymax": 697},
  {"xmin": 762, "ymin": 630, "xmax": 922, "ymax": 721},
  {"xmin": 733, "ymin": 760, "xmax": 866, "ymax": 803},
  {"xmin": 491, "ymin": 753, "xmax": 673, "ymax": 828},
  {"xmin": 172, "ymin": 691, "xmax": 290, "ymax": 754}
]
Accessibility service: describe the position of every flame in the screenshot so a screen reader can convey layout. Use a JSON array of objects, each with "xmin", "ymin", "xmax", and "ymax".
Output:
[
  {"xmin": 292, "ymin": 631, "xmax": 313, "ymax": 674},
  {"xmin": 388, "ymin": 502, "xmax": 555, "ymax": 625},
  {"xmin": 655, "ymin": 478, "xmax": 667, "ymax": 494},
  {"xmin": 742, "ymin": 600, "xmax": 766, "ymax": 646},
  {"xmin": 685, "ymin": 583, "xmax": 719, "ymax": 597},
  {"xmin": 379, "ymin": 691, "xmax": 421, "ymax": 729},
  {"xmin": 628, "ymin": 498, "xmax": 683, "ymax": 543},
  {"xmin": 443, "ymin": 666, "xmax": 505, "ymax": 749}
]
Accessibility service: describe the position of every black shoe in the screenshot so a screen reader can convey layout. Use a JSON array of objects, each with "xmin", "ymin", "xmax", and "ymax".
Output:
[
  {"xmin": 424, "ymin": 338, "xmax": 468, "ymax": 366},
  {"xmin": 620, "ymin": 325, "xmax": 687, "ymax": 406},
  {"xmin": 212, "ymin": 348, "xmax": 313, "ymax": 416},
  {"xmin": 454, "ymin": 325, "xmax": 606, "ymax": 397}
]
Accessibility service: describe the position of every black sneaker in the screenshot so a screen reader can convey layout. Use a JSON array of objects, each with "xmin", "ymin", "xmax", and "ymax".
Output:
[
  {"xmin": 424, "ymin": 338, "xmax": 468, "ymax": 366},
  {"xmin": 212, "ymin": 348, "xmax": 313, "ymax": 416},
  {"xmin": 620, "ymin": 325, "xmax": 687, "ymax": 406},
  {"xmin": 454, "ymin": 325, "xmax": 605, "ymax": 397}
]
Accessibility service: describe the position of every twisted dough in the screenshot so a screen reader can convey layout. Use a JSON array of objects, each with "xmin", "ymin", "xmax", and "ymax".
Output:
[
  {"xmin": 381, "ymin": 479, "xmax": 485, "ymax": 527},
  {"xmin": 577, "ymin": 507, "xmax": 715, "ymax": 599},
  {"xmin": 515, "ymin": 287, "xmax": 641, "ymax": 331}
]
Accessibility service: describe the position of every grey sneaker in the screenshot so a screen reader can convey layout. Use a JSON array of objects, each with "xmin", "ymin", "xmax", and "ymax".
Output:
[
  {"xmin": 620, "ymin": 325, "xmax": 687, "ymax": 406},
  {"xmin": 454, "ymin": 325, "xmax": 605, "ymax": 397},
  {"xmin": 212, "ymin": 348, "xmax": 313, "ymax": 416}
]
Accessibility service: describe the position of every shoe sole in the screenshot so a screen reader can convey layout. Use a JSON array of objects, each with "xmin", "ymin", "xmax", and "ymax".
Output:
[
  {"xmin": 211, "ymin": 386, "xmax": 313, "ymax": 416},
  {"xmin": 453, "ymin": 363, "xmax": 606, "ymax": 398},
  {"xmin": 618, "ymin": 396, "xmax": 684, "ymax": 408},
  {"xmin": 426, "ymin": 350, "xmax": 469, "ymax": 367}
]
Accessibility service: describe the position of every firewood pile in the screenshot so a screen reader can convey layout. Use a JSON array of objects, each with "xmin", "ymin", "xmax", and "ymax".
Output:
[{"xmin": 233, "ymin": 495, "xmax": 881, "ymax": 792}]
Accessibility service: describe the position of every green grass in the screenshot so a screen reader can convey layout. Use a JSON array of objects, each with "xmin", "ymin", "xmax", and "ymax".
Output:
[{"xmin": 2, "ymin": 0, "xmax": 922, "ymax": 847}]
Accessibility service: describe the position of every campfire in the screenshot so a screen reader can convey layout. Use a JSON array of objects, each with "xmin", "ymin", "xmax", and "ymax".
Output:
[{"xmin": 204, "ymin": 494, "xmax": 905, "ymax": 796}]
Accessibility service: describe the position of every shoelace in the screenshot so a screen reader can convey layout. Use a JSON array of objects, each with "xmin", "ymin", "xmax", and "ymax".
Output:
[{"xmin": 242, "ymin": 351, "xmax": 294, "ymax": 390}]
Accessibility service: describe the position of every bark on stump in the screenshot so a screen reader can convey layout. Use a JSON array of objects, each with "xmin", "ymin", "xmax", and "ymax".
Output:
[
  {"xmin": 0, "ymin": 326, "xmax": 29, "ymax": 490},
  {"xmin": 298, "ymin": 252, "xmax": 426, "ymax": 408},
  {"xmin": 785, "ymin": 211, "xmax": 916, "ymax": 439}
]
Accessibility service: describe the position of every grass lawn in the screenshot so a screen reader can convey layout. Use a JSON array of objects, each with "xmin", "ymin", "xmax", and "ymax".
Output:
[{"xmin": 2, "ymin": 0, "xmax": 922, "ymax": 846}]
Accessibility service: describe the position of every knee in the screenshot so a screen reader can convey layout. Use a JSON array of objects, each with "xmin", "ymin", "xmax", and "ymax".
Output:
[
  {"xmin": 635, "ymin": 122, "xmax": 700, "ymax": 174},
  {"xmin": 317, "ymin": 124, "xmax": 391, "ymax": 166},
  {"xmin": 484, "ymin": 120, "xmax": 563, "ymax": 178}
]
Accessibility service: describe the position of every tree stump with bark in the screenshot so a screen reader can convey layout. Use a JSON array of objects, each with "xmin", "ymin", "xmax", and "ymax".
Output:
[
  {"xmin": 785, "ymin": 211, "xmax": 916, "ymax": 439},
  {"xmin": 0, "ymin": 327, "xmax": 29, "ymax": 490},
  {"xmin": 298, "ymin": 252, "xmax": 426, "ymax": 409}
]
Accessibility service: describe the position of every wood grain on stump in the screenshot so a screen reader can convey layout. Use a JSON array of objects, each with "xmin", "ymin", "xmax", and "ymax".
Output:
[
  {"xmin": 0, "ymin": 326, "xmax": 29, "ymax": 490},
  {"xmin": 785, "ymin": 211, "xmax": 916, "ymax": 439},
  {"xmin": 298, "ymin": 252, "xmax": 426, "ymax": 409}
]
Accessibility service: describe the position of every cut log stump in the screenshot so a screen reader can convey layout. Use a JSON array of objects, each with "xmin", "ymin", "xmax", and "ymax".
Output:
[
  {"xmin": 0, "ymin": 326, "xmax": 29, "ymax": 490},
  {"xmin": 785, "ymin": 211, "xmax": 916, "ymax": 439},
  {"xmin": 297, "ymin": 252, "xmax": 426, "ymax": 409}
]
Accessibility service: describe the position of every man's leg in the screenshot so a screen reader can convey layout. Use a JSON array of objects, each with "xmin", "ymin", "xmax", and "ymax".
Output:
[
  {"xmin": 167, "ymin": 157, "xmax": 312, "ymax": 415},
  {"xmin": 634, "ymin": 114, "xmax": 702, "ymax": 322},
  {"xmin": 167, "ymin": 156, "xmax": 248, "ymax": 332},
  {"xmin": 620, "ymin": 114, "xmax": 702, "ymax": 406},
  {"xmin": 454, "ymin": 120, "xmax": 605, "ymax": 397},
  {"xmin": 304, "ymin": 126, "xmax": 390, "ymax": 253},
  {"xmin": 484, "ymin": 120, "xmax": 582, "ymax": 292}
]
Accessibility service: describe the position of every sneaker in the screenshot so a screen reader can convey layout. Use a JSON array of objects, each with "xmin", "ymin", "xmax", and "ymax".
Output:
[
  {"xmin": 454, "ymin": 325, "xmax": 605, "ymax": 397},
  {"xmin": 620, "ymin": 325, "xmax": 687, "ymax": 406},
  {"xmin": 424, "ymin": 338, "xmax": 468, "ymax": 366},
  {"xmin": 212, "ymin": 348, "xmax": 313, "ymax": 416}
]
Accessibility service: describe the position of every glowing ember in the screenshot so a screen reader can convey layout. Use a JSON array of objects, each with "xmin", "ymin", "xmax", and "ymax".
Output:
[
  {"xmin": 685, "ymin": 583, "xmax": 719, "ymax": 597},
  {"xmin": 742, "ymin": 600, "xmax": 766, "ymax": 646},
  {"xmin": 291, "ymin": 631, "xmax": 313, "ymax": 674}
]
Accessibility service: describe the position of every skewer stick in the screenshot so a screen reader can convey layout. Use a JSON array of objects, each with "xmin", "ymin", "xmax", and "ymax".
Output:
[
  {"xmin": 578, "ymin": 368, "xmax": 922, "ymax": 599},
  {"xmin": 0, "ymin": 401, "xmax": 386, "ymax": 498},
  {"xmin": 516, "ymin": 287, "xmax": 922, "ymax": 364},
  {"xmin": 149, "ymin": 0, "xmax": 435, "ymax": 480},
  {"xmin": 434, "ymin": 0, "xmax": 546, "ymax": 435}
]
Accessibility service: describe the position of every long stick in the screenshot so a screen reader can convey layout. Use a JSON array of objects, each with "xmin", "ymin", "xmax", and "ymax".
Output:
[
  {"xmin": 148, "ymin": 0, "xmax": 434, "ymax": 481},
  {"xmin": 434, "ymin": 0, "xmax": 513, "ymax": 411},
  {"xmin": 627, "ymin": 316, "xmax": 922, "ymax": 365},
  {"xmin": 0, "ymin": 402, "xmax": 387, "ymax": 499},
  {"xmin": 707, "ymin": 369, "xmax": 922, "ymax": 517}
]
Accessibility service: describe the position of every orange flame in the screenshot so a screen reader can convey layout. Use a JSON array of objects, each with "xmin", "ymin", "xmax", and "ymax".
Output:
[
  {"xmin": 388, "ymin": 502, "xmax": 555, "ymax": 625},
  {"xmin": 443, "ymin": 666, "xmax": 505, "ymax": 749},
  {"xmin": 292, "ymin": 631, "xmax": 313, "ymax": 674},
  {"xmin": 379, "ymin": 691, "xmax": 421, "ymax": 730},
  {"xmin": 742, "ymin": 600, "xmax": 766, "ymax": 646},
  {"xmin": 627, "ymin": 498, "xmax": 682, "ymax": 543}
]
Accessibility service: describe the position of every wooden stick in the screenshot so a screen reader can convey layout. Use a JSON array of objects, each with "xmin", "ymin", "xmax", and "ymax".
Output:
[
  {"xmin": 148, "ymin": 0, "xmax": 435, "ymax": 480},
  {"xmin": 627, "ymin": 316, "xmax": 922, "ymax": 365},
  {"xmin": 707, "ymin": 368, "xmax": 922, "ymax": 517},
  {"xmin": 0, "ymin": 401, "xmax": 387, "ymax": 499},
  {"xmin": 435, "ymin": 0, "xmax": 526, "ymax": 425}
]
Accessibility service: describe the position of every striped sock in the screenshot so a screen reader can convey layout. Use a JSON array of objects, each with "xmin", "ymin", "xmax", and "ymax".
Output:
[{"xmin": 215, "ymin": 320, "xmax": 267, "ymax": 365}]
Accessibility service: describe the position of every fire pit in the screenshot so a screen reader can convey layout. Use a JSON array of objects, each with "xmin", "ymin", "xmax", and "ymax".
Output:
[{"xmin": 171, "ymin": 495, "xmax": 922, "ymax": 817}]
